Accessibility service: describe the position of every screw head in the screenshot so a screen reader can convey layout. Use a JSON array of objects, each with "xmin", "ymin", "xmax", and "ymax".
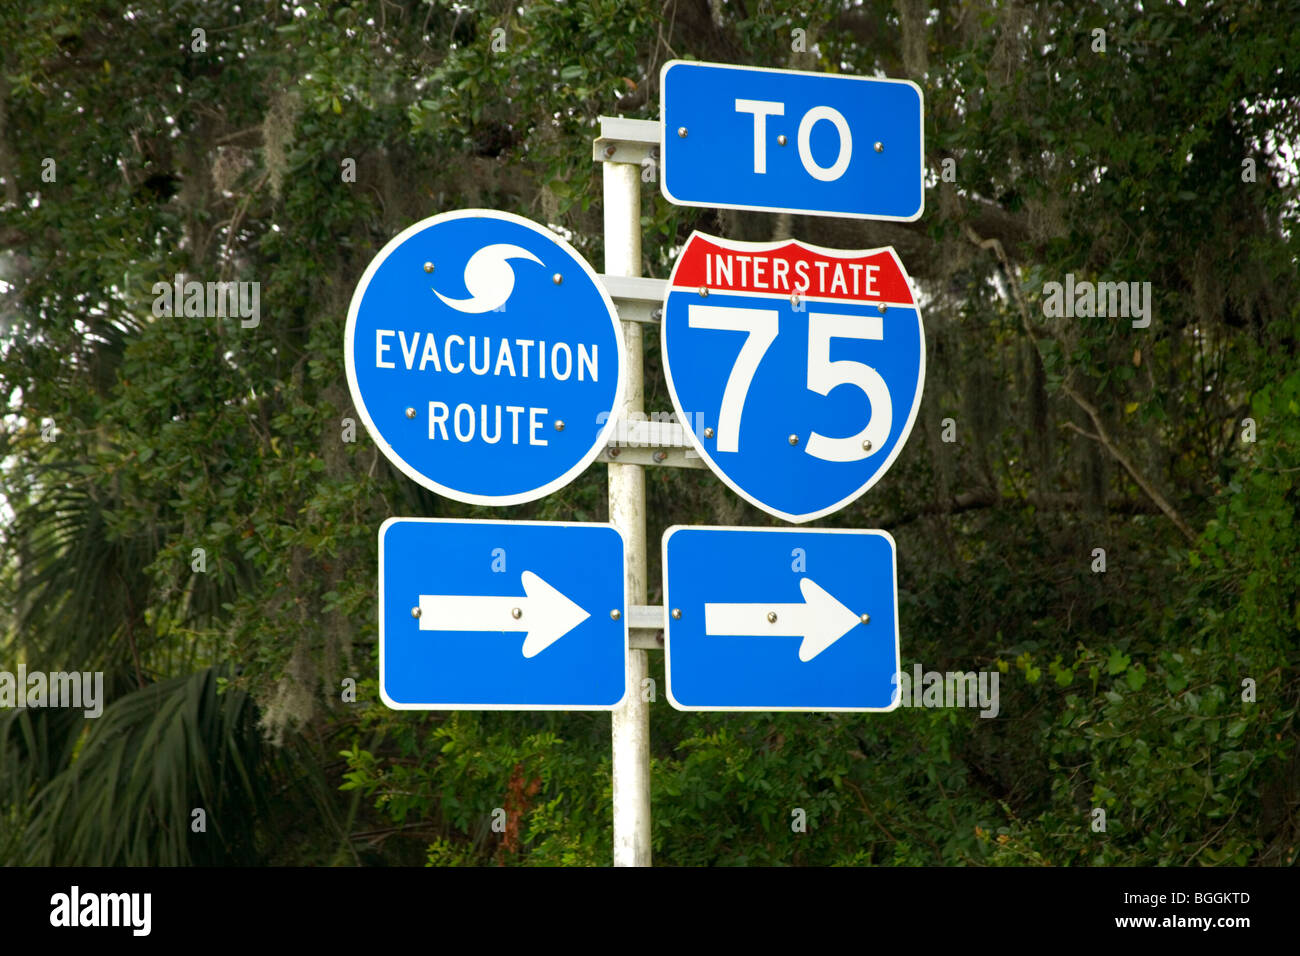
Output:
[
  {"xmin": 423, "ymin": 261, "xmax": 434, "ymax": 273},
  {"xmin": 788, "ymin": 434, "xmax": 799, "ymax": 446},
  {"xmin": 677, "ymin": 126, "xmax": 688, "ymax": 138},
  {"xmin": 777, "ymin": 134, "xmax": 788, "ymax": 146},
  {"xmin": 860, "ymin": 613, "xmax": 871, "ymax": 625},
  {"xmin": 554, "ymin": 420, "xmax": 566, "ymax": 432},
  {"xmin": 671, "ymin": 608, "xmax": 682, "ymax": 620},
  {"xmin": 703, "ymin": 427, "xmax": 715, "ymax": 439},
  {"xmin": 411, "ymin": 607, "xmax": 422, "ymax": 619},
  {"xmin": 604, "ymin": 144, "xmax": 616, "ymax": 157},
  {"xmin": 767, "ymin": 611, "xmax": 778, "ymax": 623},
  {"xmin": 879, "ymin": 303, "xmax": 888, "ymax": 314},
  {"xmin": 552, "ymin": 273, "xmax": 563, "ymax": 285},
  {"xmin": 862, "ymin": 439, "xmax": 873, "ymax": 451},
  {"xmin": 610, "ymin": 609, "xmax": 622, "ymax": 621},
  {"xmin": 608, "ymin": 446, "xmax": 621, "ymax": 458},
  {"xmin": 405, "ymin": 407, "xmax": 417, "ymax": 419},
  {"xmin": 653, "ymin": 450, "xmax": 667, "ymax": 462},
  {"xmin": 874, "ymin": 141, "xmax": 884, "ymax": 153},
  {"xmin": 511, "ymin": 607, "xmax": 523, "ymax": 620},
  {"xmin": 698, "ymin": 286, "xmax": 709, "ymax": 297}
]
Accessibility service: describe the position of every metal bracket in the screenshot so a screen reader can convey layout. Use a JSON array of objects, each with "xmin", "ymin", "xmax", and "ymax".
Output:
[
  {"xmin": 601, "ymin": 275, "xmax": 666, "ymax": 325},
  {"xmin": 592, "ymin": 116, "xmax": 660, "ymax": 166},
  {"xmin": 601, "ymin": 415, "xmax": 707, "ymax": 470},
  {"xmin": 628, "ymin": 604, "xmax": 665, "ymax": 649}
]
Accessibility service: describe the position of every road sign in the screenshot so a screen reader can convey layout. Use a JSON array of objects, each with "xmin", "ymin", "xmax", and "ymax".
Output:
[
  {"xmin": 380, "ymin": 518, "xmax": 627, "ymax": 710},
  {"xmin": 662, "ymin": 526, "xmax": 900, "ymax": 711},
  {"xmin": 345, "ymin": 209, "xmax": 626, "ymax": 506},
  {"xmin": 661, "ymin": 231, "xmax": 925, "ymax": 523},
  {"xmin": 660, "ymin": 60, "xmax": 923, "ymax": 220}
]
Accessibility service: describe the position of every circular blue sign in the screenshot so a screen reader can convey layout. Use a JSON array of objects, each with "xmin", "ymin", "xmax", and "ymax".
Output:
[{"xmin": 345, "ymin": 210, "xmax": 626, "ymax": 505}]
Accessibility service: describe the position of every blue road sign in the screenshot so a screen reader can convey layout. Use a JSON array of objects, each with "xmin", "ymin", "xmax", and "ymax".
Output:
[
  {"xmin": 662, "ymin": 231, "xmax": 926, "ymax": 523},
  {"xmin": 345, "ymin": 209, "xmax": 626, "ymax": 506},
  {"xmin": 660, "ymin": 60, "xmax": 924, "ymax": 221},
  {"xmin": 379, "ymin": 518, "xmax": 627, "ymax": 710},
  {"xmin": 662, "ymin": 526, "xmax": 899, "ymax": 712}
]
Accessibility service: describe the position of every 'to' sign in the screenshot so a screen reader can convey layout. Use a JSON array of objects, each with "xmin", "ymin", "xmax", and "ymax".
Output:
[{"xmin": 660, "ymin": 60, "xmax": 924, "ymax": 221}]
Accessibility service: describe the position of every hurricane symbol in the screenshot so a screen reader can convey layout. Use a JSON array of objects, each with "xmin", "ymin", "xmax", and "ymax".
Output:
[{"xmin": 434, "ymin": 243, "xmax": 543, "ymax": 314}]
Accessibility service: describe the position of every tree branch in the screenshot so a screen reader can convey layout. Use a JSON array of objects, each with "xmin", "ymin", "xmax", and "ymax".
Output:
[{"xmin": 964, "ymin": 225, "xmax": 1198, "ymax": 545}]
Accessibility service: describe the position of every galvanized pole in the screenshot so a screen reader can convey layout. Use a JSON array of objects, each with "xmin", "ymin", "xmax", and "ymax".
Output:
[{"xmin": 598, "ymin": 119, "xmax": 653, "ymax": 867}]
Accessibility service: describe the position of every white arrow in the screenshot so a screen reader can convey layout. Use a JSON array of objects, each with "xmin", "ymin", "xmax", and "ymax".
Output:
[
  {"xmin": 417, "ymin": 571, "xmax": 591, "ymax": 658},
  {"xmin": 703, "ymin": 577, "xmax": 863, "ymax": 662}
]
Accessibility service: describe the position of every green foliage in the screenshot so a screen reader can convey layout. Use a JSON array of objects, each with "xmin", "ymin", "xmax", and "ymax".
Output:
[{"xmin": 1, "ymin": 0, "xmax": 1297, "ymax": 866}]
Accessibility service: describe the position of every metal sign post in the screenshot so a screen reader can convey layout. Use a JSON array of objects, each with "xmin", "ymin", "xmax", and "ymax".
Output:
[{"xmin": 595, "ymin": 117, "xmax": 658, "ymax": 867}]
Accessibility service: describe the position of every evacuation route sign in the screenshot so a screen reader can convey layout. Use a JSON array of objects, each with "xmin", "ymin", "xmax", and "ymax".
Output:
[{"xmin": 345, "ymin": 209, "xmax": 626, "ymax": 506}]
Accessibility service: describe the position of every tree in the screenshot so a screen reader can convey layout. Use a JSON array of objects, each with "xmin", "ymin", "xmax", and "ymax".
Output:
[{"xmin": 2, "ymin": 0, "xmax": 1297, "ymax": 866}]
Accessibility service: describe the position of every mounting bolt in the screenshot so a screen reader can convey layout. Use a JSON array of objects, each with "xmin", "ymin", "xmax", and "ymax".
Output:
[
  {"xmin": 651, "ymin": 307, "xmax": 663, "ymax": 321},
  {"xmin": 671, "ymin": 608, "xmax": 682, "ymax": 620},
  {"xmin": 698, "ymin": 286, "xmax": 709, "ymax": 297},
  {"xmin": 552, "ymin": 273, "xmax": 563, "ymax": 285},
  {"xmin": 860, "ymin": 613, "xmax": 871, "ymax": 625},
  {"xmin": 511, "ymin": 607, "xmax": 523, "ymax": 619},
  {"xmin": 610, "ymin": 609, "xmax": 622, "ymax": 621},
  {"xmin": 554, "ymin": 420, "xmax": 566, "ymax": 432},
  {"xmin": 767, "ymin": 611, "xmax": 778, "ymax": 623},
  {"xmin": 879, "ymin": 303, "xmax": 888, "ymax": 314},
  {"xmin": 777, "ymin": 134, "xmax": 788, "ymax": 146},
  {"xmin": 604, "ymin": 144, "xmax": 616, "ymax": 158},
  {"xmin": 411, "ymin": 607, "xmax": 422, "ymax": 619},
  {"xmin": 405, "ymin": 407, "xmax": 417, "ymax": 419},
  {"xmin": 653, "ymin": 450, "xmax": 667, "ymax": 462},
  {"xmin": 423, "ymin": 262, "xmax": 434, "ymax": 273},
  {"xmin": 677, "ymin": 126, "xmax": 688, "ymax": 138},
  {"xmin": 788, "ymin": 434, "xmax": 799, "ymax": 446},
  {"xmin": 608, "ymin": 446, "xmax": 621, "ymax": 458},
  {"xmin": 862, "ymin": 439, "xmax": 872, "ymax": 451},
  {"xmin": 874, "ymin": 141, "xmax": 884, "ymax": 153},
  {"xmin": 704, "ymin": 427, "xmax": 715, "ymax": 439}
]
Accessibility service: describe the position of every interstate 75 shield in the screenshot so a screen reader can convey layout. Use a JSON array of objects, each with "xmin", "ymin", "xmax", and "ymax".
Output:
[{"xmin": 661, "ymin": 232, "xmax": 925, "ymax": 523}]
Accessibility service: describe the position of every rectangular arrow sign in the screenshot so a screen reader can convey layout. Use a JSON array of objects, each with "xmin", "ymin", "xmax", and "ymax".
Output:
[
  {"xmin": 380, "ymin": 518, "xmax": 627, "ymax": 709},
  {"xmin": 662, "ymin": 525, "xmax": 900, "ymax": 711},
  {"xmin": 660, "ymin": 60, "xmax": 924, "ymax": 221}
]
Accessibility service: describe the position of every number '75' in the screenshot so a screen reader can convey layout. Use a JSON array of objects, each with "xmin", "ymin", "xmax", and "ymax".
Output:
[{"xmin": 687, "ymin": 304, "xmax": 891, "ymax": 462}]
